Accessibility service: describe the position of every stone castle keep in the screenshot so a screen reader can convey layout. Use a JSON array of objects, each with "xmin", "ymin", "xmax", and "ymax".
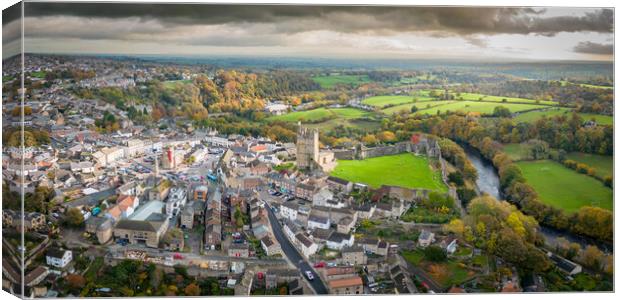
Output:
[
  {"xmin": 296, "ymin": 123, "xmax": 336, "ymax": 172},
  {"xmin": 296, "ymin": 122, "xmax": 319, "ymax": 169}
]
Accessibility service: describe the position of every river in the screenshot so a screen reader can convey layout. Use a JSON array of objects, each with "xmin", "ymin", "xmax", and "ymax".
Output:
[{"xmin": 461, "ymin": 144, "xmax": 612, "ymax": 253}]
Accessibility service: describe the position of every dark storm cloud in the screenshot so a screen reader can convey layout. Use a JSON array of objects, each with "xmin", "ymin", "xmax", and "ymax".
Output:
[
  {"xmin": 1, "ymin": 1, "xmax": 20, "ymax": 25},
  {"xmin": 10, "ymin": 3, "xmax": 614, "ymax": 37},
  {"xmin": 2, "ymin": 2, "xmax": 21, "ymax": 44},
  {"xmin": 573, "ymin": 41, "xmax": 614, "ymax": 55}
]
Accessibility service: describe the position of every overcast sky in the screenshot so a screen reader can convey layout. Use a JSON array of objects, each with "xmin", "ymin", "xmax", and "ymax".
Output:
[{"xmin": 2, "ymin": 3, "xmax": 614, "ymax": 61}]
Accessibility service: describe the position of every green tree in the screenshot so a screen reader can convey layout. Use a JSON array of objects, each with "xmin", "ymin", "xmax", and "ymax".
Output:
[
  {"xmin": 65, "ymin": 207, "xmax": 84, "ymax": 227},
  {"xmin": 493, "ymin": 106, "xmax": 511, "ymax": 118},
  {"xmin": 423, "ymin": 245, "xmax": 447, "ymax": 262}
]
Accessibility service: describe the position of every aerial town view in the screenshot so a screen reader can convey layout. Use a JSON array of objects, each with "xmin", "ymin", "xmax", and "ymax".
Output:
[{"xmin": 0, "ymin": 1, "xmax": 615, "ymax": 298}]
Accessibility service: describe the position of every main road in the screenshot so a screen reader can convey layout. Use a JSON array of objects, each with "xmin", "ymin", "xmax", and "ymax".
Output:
[{"xmin": 264, "ymin": 202, "xmax": 328, "ymax": 294}]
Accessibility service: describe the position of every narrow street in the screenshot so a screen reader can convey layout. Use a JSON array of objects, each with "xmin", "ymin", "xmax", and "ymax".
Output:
[{"xmin": 263, "ymin": 202, "xmax": 328, "ymax": 294}]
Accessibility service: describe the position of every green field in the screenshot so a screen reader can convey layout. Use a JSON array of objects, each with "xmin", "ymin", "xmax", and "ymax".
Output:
[
  {"xmin": 363, "ymin": 93, "xmax": 436, "ymax": 108},
  {"xmin": 453, "ymin": 92, "xmax": 557, "ymax": 105},
  {"xmin": 558, "ymin": 81, "xmax": 613, "ymax": 90},
  {"xmin": 513, "ymin": 108, "xmax": 571, "ymax": 123},
  {"xmin": 267, "ymin": 107, "xmax": 372, "ymax": 123},
  {"xmin": 304, "ymin": 118, "xmax": 380, "ymax": 131},
  {"xmin": 267, "ymin": 107, "xmax": 379, "ymax": 131},
  {"xmin": 363, "ymin": 95, "xmax": 416, "ymax": 107},
  {"xmin": 577, "ymin": 113, "xmax": 613, "ymax": 125},
  {"xmin": 513, "ymin": 108, "xmax": 612, "ymax": 125},
  {"xmin": 565, "ymin": 152, "xmax": 613, "ymax": 179},
  {"xmin": 413, "ymin": 101, "xmax": 547, "ymax": 115},
  {"xmin": 516, "ymin": 160, "xmax": 612, "ymax": 212},
  {"xmin": 30, "ymin": 71, "xmax": 46, "ymax": 79},
  {"xmin": 502, "ymin": 143, "xmax": 530, "ymax": 161},
  {"xmin": 312, "ymin": 74, "xmax": 371, "ymax": 88},
  {"xmin": 330, "ymin": 153, "xmax": 447, "ymax": 191},
  {"xmin": 382, "ymin": 100, "xmax": 454, "ymax": 115}
]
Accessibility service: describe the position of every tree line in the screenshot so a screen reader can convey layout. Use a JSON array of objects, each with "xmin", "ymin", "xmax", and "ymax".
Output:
[{"xmin": 378, "ymin": 113, "xmax": 612, "ymax": 243}]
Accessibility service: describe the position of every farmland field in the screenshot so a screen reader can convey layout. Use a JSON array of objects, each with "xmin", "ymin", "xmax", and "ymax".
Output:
[
  {"xmin": 577, "ymin": 113, "xmax": 613, "ymax": 125},
  {"xmin": 303, "ymin": 118, "xmax": 380, "ymax": 131},
  {"xmin": 414, "ymin": 101, "xmax": 547, "ymax": 115},
  {"xmin": 330, "ymin": 153, "xmax": 447, "ymax": 191},
  {"xmin": 515, "ymin": 160, "xmax": 612, "ymax": 212},
  {"xmin": 502, "ymin": 143, "xmax": 530, "ymax": 161},
  {"xmin": 382, "ymin": 101, "xmax": 454, "ymax": 115},
  {"xmin": 363, "ymin": 93, "xmax": 436, "ymax": 108},
  {"xmin": 267, "ymin": 107, "xmax": 372, "ymax": 123},
  {"xmin": 312, "ymin": 74, "xmax": 371, "ymax": 88},
  {"xmin": 267, "ymin": 107, "xmax": 378, "ymax": 131},
  {"xmin": 558, "ymin": 80, "xmax": 613, "ymax": 90},
  {"xmin": 565, "ymin": 152, "xmax": 613, "ymax": 179},
  {"xmin": 363, "ymin": 95, "xmax": 415, "ymax": 107},
  {"xmin": 452, "ymin": 92, "xmax": 557, "ymax": 105},
  {"xmin": 513, "ymin": 108, "xmax": 571, "ymax": 123},
  {"xmin": 513, "ymin": 108, "xmax": 612, "ymax": 125}
]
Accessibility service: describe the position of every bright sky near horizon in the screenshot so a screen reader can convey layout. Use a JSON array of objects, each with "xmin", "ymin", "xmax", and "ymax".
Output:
[{"xmin": 2, "ymin": 2, "xmax": 614, "ymax": 61}]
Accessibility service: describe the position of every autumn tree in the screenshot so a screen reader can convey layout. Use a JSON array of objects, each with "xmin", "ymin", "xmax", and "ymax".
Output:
[
  {"xmin": 66, "ymin": 274, "xmax": 86, "ymax": 290},
  {"xmin": 185, "ymin": 283, "xmax": 201, "ymax": 296},
  {"xmin": 580, "ymin": 245, "xmax": 605, "ymax": 271}
]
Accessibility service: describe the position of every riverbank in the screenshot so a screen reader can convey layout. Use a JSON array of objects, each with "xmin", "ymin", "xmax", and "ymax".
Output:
[{"xmin": 461, "ymin": 143, "xmax": 612, "ymax": 253}]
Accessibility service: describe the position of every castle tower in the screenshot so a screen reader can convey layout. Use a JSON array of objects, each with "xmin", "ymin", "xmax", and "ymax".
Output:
[{"xmin": 296, "ymin": 122, "xmax": 319, "ymax": 169}]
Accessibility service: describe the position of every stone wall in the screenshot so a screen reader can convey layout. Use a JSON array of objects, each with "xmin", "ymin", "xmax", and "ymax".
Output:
[{"xmin": 334, "ymin": 134, "xmax": 459, "ymax": 205}]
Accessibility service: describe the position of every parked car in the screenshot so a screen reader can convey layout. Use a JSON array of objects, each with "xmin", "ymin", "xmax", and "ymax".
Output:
[{"xmin": 314, "ymin": 262, "xmax": 326, "ymax": 268}]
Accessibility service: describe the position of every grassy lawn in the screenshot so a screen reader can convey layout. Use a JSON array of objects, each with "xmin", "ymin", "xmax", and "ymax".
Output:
[
  {"xmin": 30, "ymin": 71, "xmax": 47, "ymax": 79},
  {"xmin": 558, "ymin": 80, "xmax": 613, "ymax": 90},
  {"xmin": 312, "ymin": 74, "xmax": 371, "ymax": 88},
  {"xmin": 303, "ymin": 118, "xmax": 380, "ymax": 131},
  {"xmin": 382, "ymin": 100, "xmax": 454, "ymax": 115},
  {"xmin": 516, "ymin": 160, "xmax": 612, "ymax": 212},
  {"xmin": 330, "ymin": 153, "xmax": 447, "ymax": 191},
  {"xmin": 414, "ymin": 101, "xmax": 547, "ymax": 115},
  {"xmin": 454, "ymin": 247, "xmax": 473, "ymax": 257},
  {"xmin": 439, "ymin": 260, "xmax": 472, "ymax": 287},
  {"xmin": 267, "ymin": 107, "xmax": 372, "ymax": 123},
  {"xmin": 513, "ymin": 108, "xmax": 571, "ymax": 123},
  {"xmin": 363, "ymin": 95, "xmax": 417, "ymax": 107},
  {"xmin": 502, "ymin": 143, "xmax": 530, "ymax": 161},
  {"xmin": 267, "ymin": 107, "xmax": 379, "ymax": 131},
  {"xmin": 471, "ymin": 254, "xmax": 488, "ymax": 268},
  {"xmin": 363, "ymin": 93, "xmax": 435, "ymax": 108},
  {"xmin": 453, "ymin": 92, "xmax": 557, "ymax": 105},
  {"xmin": 565, "ymin": 152, "xmax": 613, "ymax": 179},
  {"xmin": 402, "ymin": 249, "xmax": 425, "ymax": 265},
  {"xmin": 577, "ymin": 113, "xmax": 613, "ymax": 125},
  {"xmin": 403, "ymin": 250, "xmax": 473, "ymax": 288},
  {"xmin": 512, "ymin": 108, "xmax": 612, "ymax": 125}
]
